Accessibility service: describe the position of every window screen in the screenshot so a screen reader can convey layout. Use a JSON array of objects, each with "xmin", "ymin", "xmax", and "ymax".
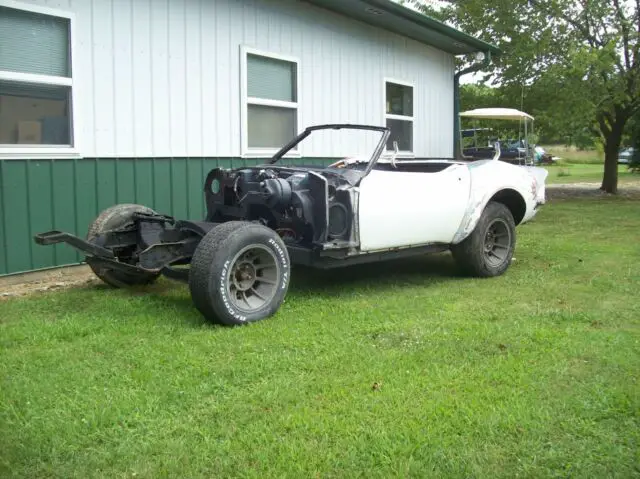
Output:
[
  {"xmin": 247, "ymin": 54, "xmax": 296, "ymax": 102},
  {"xmin": 0, "ymin": 6, "xmax": 70, "ymax": 77}
]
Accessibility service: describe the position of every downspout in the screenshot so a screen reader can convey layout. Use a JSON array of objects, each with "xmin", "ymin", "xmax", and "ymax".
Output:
[{"xmin": 453, "ymin": 51, "xmax": 492, "ymax": 159}]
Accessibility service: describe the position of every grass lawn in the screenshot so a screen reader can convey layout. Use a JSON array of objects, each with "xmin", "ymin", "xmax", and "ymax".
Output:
[
  {"xmin": 2, "ymin": 198, "xmax": 639, "ymax": 478},
  {"xmin": 544, "ymin": 163, "xmax": 638, "ymax": 185},
  {"xmin": 543, "ymin": 146, "xmax": 603, "ymax": 164}
]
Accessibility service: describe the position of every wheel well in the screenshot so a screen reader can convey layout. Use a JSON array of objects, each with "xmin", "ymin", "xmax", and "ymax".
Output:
[{"xmin": 490, "ymin": 189, "xmax": 526, "ymax": 224}]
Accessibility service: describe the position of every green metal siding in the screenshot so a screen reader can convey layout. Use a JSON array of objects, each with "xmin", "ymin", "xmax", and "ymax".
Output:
[{"xmin": 0, "ymin": 157, "xmax": 333, "ymax": 276}]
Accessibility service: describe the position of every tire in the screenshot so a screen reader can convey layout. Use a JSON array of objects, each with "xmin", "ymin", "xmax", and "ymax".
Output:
[
  {"xmin": 189, "ymin": 221, "xmax": 290, "ymax": 326},
  {"xmin": 86, "ymin": 204, "xmax": 160, "ymax": 288},
  {"xmin": 451, "ymin": 201, "xmax": 516, "ymax": 277}
]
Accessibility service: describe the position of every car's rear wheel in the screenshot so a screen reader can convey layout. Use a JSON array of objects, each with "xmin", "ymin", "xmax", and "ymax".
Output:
[
  {"xmin": 451, "ymin": 201, "xmax": 516, "ymax": 277},
  {"xmin": 86, "ymin": 204, "xmax": 160, "ymax": 288},
  {"xmin": 189, "ymin": 221, "xmax": 290, "ymax": 325}
]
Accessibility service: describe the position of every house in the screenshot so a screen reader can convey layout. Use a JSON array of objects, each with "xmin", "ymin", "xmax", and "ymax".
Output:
[{"xmin": 0, "ymin": 0, "xmax": 498, "ymax": 276}]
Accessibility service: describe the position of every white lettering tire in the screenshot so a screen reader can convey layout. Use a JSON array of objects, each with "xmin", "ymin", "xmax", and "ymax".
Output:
[{"xmin": 189, "ymin": 222, "xmax": 290, "ymax": 326}]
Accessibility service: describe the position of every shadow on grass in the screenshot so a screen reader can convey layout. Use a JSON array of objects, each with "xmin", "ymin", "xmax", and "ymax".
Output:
[
  {"xmin": 289, "ymin": 252, "xmax": 463, "ymax": 295},
  {"xmin": 74, "ymin": 252, "xmax": 463, "ymax": 328},
  {"xmin": 67, "ymin": 280, "xmax": 209, "ymax": 328}
]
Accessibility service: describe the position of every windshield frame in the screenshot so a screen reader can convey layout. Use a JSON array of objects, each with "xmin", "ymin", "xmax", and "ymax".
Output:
[{"xmin": 269, "ymin": 124, "xmax": 390, "ymax": 178}]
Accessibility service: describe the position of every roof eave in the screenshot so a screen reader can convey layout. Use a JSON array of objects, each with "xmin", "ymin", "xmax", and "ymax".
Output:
[
  {"xmin": 303, "ymin": 0, "xmax": 501, "ymax": 56},
  {"xmin": 361, "ymin": 0, "xmax": 500, "ymax": 55}
]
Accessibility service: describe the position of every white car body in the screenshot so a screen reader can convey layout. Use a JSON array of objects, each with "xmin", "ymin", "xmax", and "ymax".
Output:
[{"xmin": 340, "ymin": 156, "xmax": 547, "ymax": 252}]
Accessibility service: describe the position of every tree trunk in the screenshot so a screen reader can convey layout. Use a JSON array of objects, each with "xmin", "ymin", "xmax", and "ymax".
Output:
[
  {"xmin": 601, "ymin": 149, "xmax": 619, "ymax": 194},
  {"xmin": 600, "ymin": 122, "xmax": 625, "ymax": 194}
]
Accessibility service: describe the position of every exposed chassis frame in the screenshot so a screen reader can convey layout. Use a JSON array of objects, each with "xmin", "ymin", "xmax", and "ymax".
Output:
[{"xmin": 35, "ymin": 213, "xmax": 451, "ymax": 275}]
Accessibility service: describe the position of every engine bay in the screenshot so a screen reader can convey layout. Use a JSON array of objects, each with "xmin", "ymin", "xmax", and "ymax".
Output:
[{"xmin": 204, "ymin": 166, "xmax": 358, "ymax": 248}]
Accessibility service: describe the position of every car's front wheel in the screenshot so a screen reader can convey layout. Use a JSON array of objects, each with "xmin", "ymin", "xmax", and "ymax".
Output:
[
  {"xmin": 188, "ymin": 222, "xmax": 290, "ymax": 325},
  {"xmin": 451, "ymin": 201, "xmax": 516, "ymax": 277}
]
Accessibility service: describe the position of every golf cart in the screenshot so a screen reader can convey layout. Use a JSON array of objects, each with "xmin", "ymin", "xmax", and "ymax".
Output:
[{"xmin": 459, "ymin": 108, "xmax": 539, "ymax": 166}]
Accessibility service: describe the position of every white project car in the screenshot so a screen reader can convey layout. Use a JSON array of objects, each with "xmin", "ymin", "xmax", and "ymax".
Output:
[{"xmin": 35, "ymin": 124, "xmax": 547, "ymax": 326}]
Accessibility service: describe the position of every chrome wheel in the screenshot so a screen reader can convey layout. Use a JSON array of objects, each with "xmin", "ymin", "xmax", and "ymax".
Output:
[
  {"xmin": 483, "ymin": 218, "xmax": 511, "ymax": 267},
  {"xmin": 226, "ymin": 244, "xmax": 280, "ymax": 313}
]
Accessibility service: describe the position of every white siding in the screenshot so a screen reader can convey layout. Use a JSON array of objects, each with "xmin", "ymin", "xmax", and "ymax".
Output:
[{"xmin": 15, "ymin": 0, "xmax": 455, "ymax": 158}]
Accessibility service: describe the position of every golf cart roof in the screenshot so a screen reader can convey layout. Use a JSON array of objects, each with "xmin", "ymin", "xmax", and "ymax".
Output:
[{"xmin": 460, "ymin": 108, "xmax": 534, "ymax": 121}]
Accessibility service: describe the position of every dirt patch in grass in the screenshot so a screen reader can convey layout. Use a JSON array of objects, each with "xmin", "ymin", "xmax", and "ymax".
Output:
[
  {"xmin": 0, "ymin": 265, "xmax": 98, "ymax": 300},
  {"xmin": 547, "ymin": 181, "xmax": 640, "ymax": 200}
]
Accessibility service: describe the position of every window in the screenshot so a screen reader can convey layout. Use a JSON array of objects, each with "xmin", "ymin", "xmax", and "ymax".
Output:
[
  {"xmin": 0, "ymin": 3, "xmax": 76, "ymax": 154},
  {"xmin": 242, "ymin": 48, "xmax": 298, "ymax": 155},
  {"xmin": 385, "ymin": 80, "xmax": 413, "ymax": 153}
]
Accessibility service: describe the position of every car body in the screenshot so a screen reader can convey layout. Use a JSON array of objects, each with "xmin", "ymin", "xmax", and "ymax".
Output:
[
  {"xmin": 35, "ymin": 124, "xmax": 548, "ymax": 326},
  {"xmin": 206, "ymin": 125, "xmax": 546, "ymax": 256}
]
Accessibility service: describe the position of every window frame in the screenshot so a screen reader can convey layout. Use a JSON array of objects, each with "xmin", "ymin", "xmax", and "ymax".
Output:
[
  {"xmin": 0, "ymin": 0, "xmax": 81, "ymax": 159},
  {"xmin": 240, "ymin": 46, "xmax": 300, "ymax": 158},
  {"xmin": 383, "ymin": 78, "xmax": 415, "ymax": 157}
]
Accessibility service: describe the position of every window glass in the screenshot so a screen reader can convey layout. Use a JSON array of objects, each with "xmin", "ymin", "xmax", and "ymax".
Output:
[
  {"xmin": 248, "ymin": 105, "xmax": 296, "ymax": 149},
  {"xmin": 245, "ymin": 52, "xmax": 298, "ymax": 151},
  {"xmin": 0, "ymin": 80, "xmax": 70, "ymax": 145},
  {"xmin": 386, "ymin": 118, "xmax": 413, "ymax": 152},
  {"xmin": 0, "ymin": 6, "xmax": 73, "ymax": 149},
  {"xmin": 386, "ymin": 82, "xmax": 413, "ymax": 117}
]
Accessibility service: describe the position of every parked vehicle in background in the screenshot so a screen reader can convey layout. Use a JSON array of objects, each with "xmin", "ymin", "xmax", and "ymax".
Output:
[
  {"xmin": 533, "ymin": 146, "xmax": 556, "ymax": 164},
  {"xmin": 459, "ymin": 108, "xmax": 537, "ymax": 166},
  {"xmin": 618, "ymin": 147, "xmax": 634, "ymax": 164}
]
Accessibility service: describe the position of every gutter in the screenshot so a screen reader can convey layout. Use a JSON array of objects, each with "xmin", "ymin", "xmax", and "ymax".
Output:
[
  {"xmin": 358, "ymin": 0, "xmax": 501, "ymax": 55},
  {"xmin": 453, "ymin": 52, "xmax": 492, "ymax": 159}
]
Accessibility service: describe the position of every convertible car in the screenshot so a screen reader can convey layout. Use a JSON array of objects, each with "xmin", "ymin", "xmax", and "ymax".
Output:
[{"xmin": 34, "ymin": 124, "xmax": 548, "ymax": 325}]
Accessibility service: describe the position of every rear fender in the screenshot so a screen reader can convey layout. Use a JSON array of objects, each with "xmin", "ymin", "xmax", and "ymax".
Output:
[
  {"xmin": 452, "ymin": 161, "xmax": 537, "ymax": 244},
  {"xmin": 451, "ymin": 189, "xmax": 500, "ymax": 244}
]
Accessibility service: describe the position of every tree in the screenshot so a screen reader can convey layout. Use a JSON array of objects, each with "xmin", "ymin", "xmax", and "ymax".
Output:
[
  {"xmin": 406, "ymin": 0, "xmax": 640, "ymax": 193},
  {"xmin": 629, "ymin": 112, "xmax": 640, "ymax": 170}
]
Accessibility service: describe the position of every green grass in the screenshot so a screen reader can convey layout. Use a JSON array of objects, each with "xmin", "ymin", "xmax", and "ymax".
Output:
[
  {"xmin": 544, "ymin": 163, "xmax": 638, "ymax": 184},
  {"xmin": 543, "ymin": 145, "xmax": 603, "ymax": 164},
  {"xmin": 2, "ymin": 198, "xmax": 640, "ymax": 478}
]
